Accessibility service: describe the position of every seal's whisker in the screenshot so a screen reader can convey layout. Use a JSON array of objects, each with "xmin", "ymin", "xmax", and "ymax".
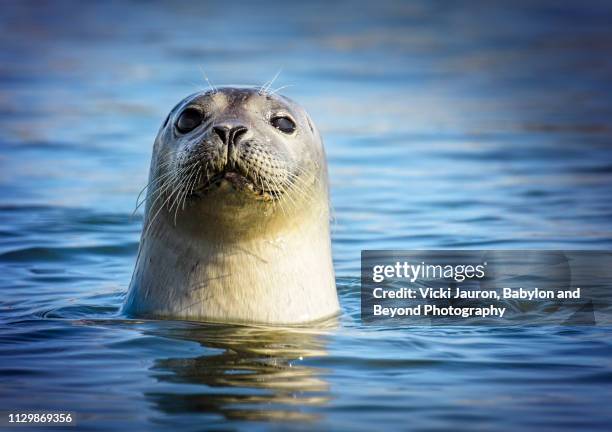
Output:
[
  {"xmin": 132, "ymin": 150, "xmax": 181, "ymax": 215},
  {"xmin": 132, "ymin": 169, "xmax": 177, "ymax": 217},
  {"xmin": 186, "ymin": 166, "xmax": 202, "ymax": 203},
  {"xmin": 289, "ymin": 183, "xmax": 318, "ymax": 210},
  {"xmin": 173, "ymin": 169, "xmax": 194, "ymax": 225},
  {"xmin": 154, "ymin": 170, "xmax": 184, "ymax": 214},
  {"xmin": 169, "ymin": 158, "xmax": 201, "ymax": 223},
  {"xmin": 259, "ymin": 68, "xmax": 282, "ymax": 95},
  {"xmin": 187, "ymin": 80, "xmax": 210, "ymax": 93},
  {"xmin": 273, "ymin": 167, "xmax": 302, "ymax": 211},
  {"xmin": 143, "ymin": 162, "xmax": 194, "ymax": 234},
  {"xmin": 181, "ymin": 164, "xmax": 200, "ymax": 209},
  {"xmin": 136, "ymin": 163, "xmax": 180, "ymax": 195},
  {"xmin": 258, "ymin": 81, "xmax": 268, "ymax": 96},
  {"xmin": 142, "ymin": 177, "xmax": 183, "ymax": 238},
  {"xmin": 182, "ymin": 166, "xmax": 197, "ymax": 208},
  {"xmin": 280, "ymin": 184, "xmax": 302, "ymax": 213},
  {"xmin": 155, "ymin": 156, "xmax": 182, "ymax": 170},
  {"xmin": 155, "ymin": 149, "xmax": 181, "ymax": 166},
  {"xmin": 282, "ymin": 167, "xmax": 318, "ymax": 195},
  {"xmin": 294, "ymin": 169, "xmax": 320, "ymax": 193},
  {"xmin": 266, "ymin": 174, "xmax": 288, "ymax": 216},
  {"xmin": 145, "ymin": 162, "xmax": 194, "ymax": 234},
  {"xmin": 140, "ymin": 170, "xmax": 181, "ymax": 218},
  {"xmin": 281, "ymin": 171, "xmax": 318, "ymax": 211},
  {"xmin": 266, "ymin": 68, "xmax": 282, "ymax": 93},
  {"xmin": 255, "ymin": 169, "xmax": 267, "ymax": 198},
  {"xmin": 198, "ymin": 65, "xmax": 217, "ymax": 94},
  {"xmin": 273, "ymin": 174, "xmax": 297, "ymax": 213},
  {"xmin": 269, "ymin": 84, "xmax": 294, "ymax": 96},
  {"xmin": 170, "ymin": 172, "xmax": 188, "ymax": 225},
  {"xmin": 284, "ymin": 167, "xmax": 314, "ymax": 188}
]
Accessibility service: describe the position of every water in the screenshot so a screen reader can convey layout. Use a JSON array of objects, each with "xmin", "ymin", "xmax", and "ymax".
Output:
[{"xmin": 2, "ymin": 1, "xmax": 612, "ymax": 430}]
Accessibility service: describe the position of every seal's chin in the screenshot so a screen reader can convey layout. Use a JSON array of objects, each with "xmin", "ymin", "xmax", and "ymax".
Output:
[{"xmin": 192, "ymin": 169, "xmax": 281, "ymax": 201}]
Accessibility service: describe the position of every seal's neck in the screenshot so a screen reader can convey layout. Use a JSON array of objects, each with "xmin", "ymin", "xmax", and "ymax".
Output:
[{"xmin": 124, "ymin": 210, "xmax": 339, "ymax": 324}]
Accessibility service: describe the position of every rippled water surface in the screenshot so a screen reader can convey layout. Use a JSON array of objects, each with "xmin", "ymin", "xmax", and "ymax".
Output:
[{"xmin": 2, "ymin": 1, "xmax": 612, "ymax": 430}]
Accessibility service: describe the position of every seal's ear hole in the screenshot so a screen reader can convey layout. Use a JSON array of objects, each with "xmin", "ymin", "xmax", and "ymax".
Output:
[{"xmin": 271, "ymin": 116, "xmax": 296, "ymax": 134}]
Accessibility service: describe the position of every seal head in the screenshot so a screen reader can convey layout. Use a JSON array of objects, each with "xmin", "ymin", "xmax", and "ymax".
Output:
[{"xmin": 124, "ymin": 87, "xmax": 339, "ymax": 324}]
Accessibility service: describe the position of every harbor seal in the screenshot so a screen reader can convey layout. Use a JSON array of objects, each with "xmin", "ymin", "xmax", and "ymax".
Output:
[{"xmin": 123, "ymin": 87, "xmax": 339, "ymax": 324}]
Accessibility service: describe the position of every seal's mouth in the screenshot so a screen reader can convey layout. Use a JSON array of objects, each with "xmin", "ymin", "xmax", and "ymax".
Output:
[{"xmin": 193, "ymin": 168, "xmax": 281, "ymax": 201}]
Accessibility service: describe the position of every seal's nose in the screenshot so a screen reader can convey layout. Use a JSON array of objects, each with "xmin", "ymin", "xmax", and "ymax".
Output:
[{"xmin": 213, "ymin": 125, "xmax": 248, "ymax": 146}]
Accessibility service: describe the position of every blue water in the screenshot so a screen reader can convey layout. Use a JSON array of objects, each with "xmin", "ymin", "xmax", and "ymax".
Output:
[{"xmin": 2, "ymin": 1, "xmax": 612, "ymax": 430}]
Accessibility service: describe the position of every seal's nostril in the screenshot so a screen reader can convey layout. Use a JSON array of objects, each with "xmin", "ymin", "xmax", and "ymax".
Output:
[
  {"xmin": 213, "ymin": 125, "xmax": 248, "ymax": 146},
  {"xmin": 230, "ymin": 126, "xmax": 248, "ymax": 144},
  {"xmin": 213, "ymin": 126, "xmax": 230, "ymax": 144}
]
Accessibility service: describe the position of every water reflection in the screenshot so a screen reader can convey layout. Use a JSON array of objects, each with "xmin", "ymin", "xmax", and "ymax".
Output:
[{"xmin": 146, "ymin": 321, "xmax": 336, "ymax": 422}]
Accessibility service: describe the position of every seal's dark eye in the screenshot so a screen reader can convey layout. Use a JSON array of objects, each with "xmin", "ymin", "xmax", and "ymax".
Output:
[
  {"xmin": 271, "ymin": 116, "xmax": 296, "ymax": 134},
  {"xmin": 176, "ymin": 108, "xmax": 203, "ymax": 133}
]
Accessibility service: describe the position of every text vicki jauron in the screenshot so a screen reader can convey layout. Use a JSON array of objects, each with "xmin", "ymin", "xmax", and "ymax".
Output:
[
  {"xmin": 373, "ymin": 286, "xmax": 582, "ymax": 301},
  {"xmin": 370, "ymin": 286, "xmax": 582, "ymax": 319}
]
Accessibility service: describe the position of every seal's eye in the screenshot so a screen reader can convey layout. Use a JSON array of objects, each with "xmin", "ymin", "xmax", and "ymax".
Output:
[
  {"xmin": 176, "ymin": 108, "xmax": 203, "ymax": 133},
  {"xmin": 271, "ymin": 116, "xmax": 296, "ymax": 134}
]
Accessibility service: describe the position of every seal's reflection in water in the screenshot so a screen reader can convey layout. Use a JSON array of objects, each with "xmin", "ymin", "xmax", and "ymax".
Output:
[{"xmin": 146, "ymin": 318, "xmax": 337, "ymax": 422}]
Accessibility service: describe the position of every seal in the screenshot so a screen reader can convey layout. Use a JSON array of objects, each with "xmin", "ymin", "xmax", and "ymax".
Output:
[{"xmin": 123, "ymin": 87, "xmax": 340, "ymax": 324}]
